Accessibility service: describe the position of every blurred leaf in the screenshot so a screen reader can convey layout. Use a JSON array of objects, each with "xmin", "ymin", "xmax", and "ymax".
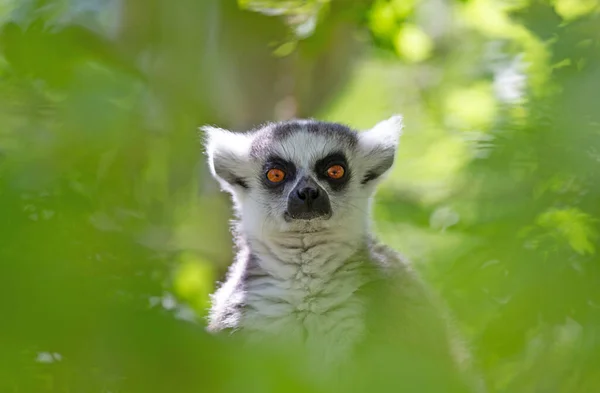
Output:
[
  {"xmin": 393, "ymin": 23, "xmax": 433, "ymax": 63},
  {"xmin": 553, "ymin": 0, "xmax": 600, "ymax": 20},
  {"xmin": 368, "ymin": 0, "xmax": 398, "ymax": 39},
  {"xmin": 461, "ymin": 0, "xmax": 515, "ymax": 37},
  {"xmin": 391, "ymin": 0, "xmax": 418, "ymax": 18},
  {"xmin": 173, "ymin": 252, "xmax": 215, "ymax": 313},
  {"xmin": 444, "ymin": 83, "xmax": 498, "ymax": 130},
  {"xmin": 273, "ymin": 40, "xmax": 298, "ymax": 57},
  {"xmin": 536, "ymin": 207, "xmax": 598, "ymax": 255}
]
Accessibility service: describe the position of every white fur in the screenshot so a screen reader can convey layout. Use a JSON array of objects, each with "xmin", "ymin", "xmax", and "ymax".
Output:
[
  {"xmin": 356, "ymin": 115, "xmax": 404, "ymax": 189},
  {"xmin": 201, "ymin": 125, "xmax": 254, "ymax": 195},
  {"xmin": 358, "ymin": 115, "xmax": 404, "ymax": 154},
  {"xmin": 243, "ymin": 230, "xmax": 370, "ymax": 366},
  {"xmin": 203, "ymin": 116, "xmax": 403, "ymax": 366}
]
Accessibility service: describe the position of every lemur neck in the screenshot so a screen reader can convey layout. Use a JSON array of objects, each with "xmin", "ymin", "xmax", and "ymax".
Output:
[{"xmin": 239, "ymin": 224, "xmax": 371, "ymax": 278}]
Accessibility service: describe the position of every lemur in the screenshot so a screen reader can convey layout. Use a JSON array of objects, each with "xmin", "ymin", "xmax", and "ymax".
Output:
[{"xmin": 201, "ymin": 116, "xmax": 480, "ymax": 390}]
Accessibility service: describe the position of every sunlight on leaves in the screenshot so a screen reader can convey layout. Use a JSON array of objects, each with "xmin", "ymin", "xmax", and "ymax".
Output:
[
  {"xmin": 420, "ymin": 135, "xmax": 471, "ymax": 180},
  {"xmin": 461, "ymin": 0, "xmax": 514, "ymax": 38},
  {"xmin": 368, "ymin": 0, "xmax": 398, "ymax": 39},
  {"xmin": 238, "ymin": 0, "xmax": 329, "ymax": 15},
  {"xmin": 459, "ymin": 0, "xmax": 552, "ymax": 99},
  {"xmin": 444, "ymin": 83, "xmax": 498, "ymax": 131},
  {"xmin": 515, "ymin": 28, "xmax": 552, "ymax": 97},
  {"xmin": 536, "ymin": 208, "xmax": 598, "ymax": 255},
  {"xmin": 391, "ymin": 0, "xmax": 418, "ymax": 18},
  {"xmin": 393, "ymin": 24, "xmax": 433, "ymax": 63},
  {"xmin": 173, "ymin": 252, "xmax": 215, "ymax": 313},
  {"xmin": 273, "ymin": 41, "xmax": 297, "ymax": 57},
  {"xmin": 553, "ymin": 0, "xmax": 600, "ymax": 21},
  {"xmin": 319, "ymin": 60, "xmax": 395, "ymax": 129}
]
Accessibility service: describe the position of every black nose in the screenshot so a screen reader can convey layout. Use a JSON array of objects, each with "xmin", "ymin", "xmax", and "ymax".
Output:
[
  {"xmin": 287, "ymin": 178, "xmax": 331, "ymax": 220},
  {"xmin": 296, "ymin": 187, "xmax": 319, "ymax": 202}
]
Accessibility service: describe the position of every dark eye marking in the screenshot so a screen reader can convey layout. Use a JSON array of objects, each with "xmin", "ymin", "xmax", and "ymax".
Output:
[
  {"xmin": 315, "ymin": 152, "xmax": 351, "ymax": 191},
  {"xmin": 360, "ymin": 155, "xmax": 394, "ymax": 184},
  {"xmin": 261, "ymin": 156, "xmax": 296, "ymax": 193},
  {"xmin": 361, "ymin": 172, "xmax": 379, "ymax": 184},
  {"xmin": 234, "ymin": 178, "xmax": 249, "ymax": 188}
]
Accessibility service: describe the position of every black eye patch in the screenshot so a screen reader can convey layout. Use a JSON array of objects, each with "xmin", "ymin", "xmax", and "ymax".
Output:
[
  {"xmin": 260, "ymin": 156, "xmax": 297, "ymax": 193},
  {"xmin": 314, "ymin": 152, "xmax": 351, "ymax": 191}
]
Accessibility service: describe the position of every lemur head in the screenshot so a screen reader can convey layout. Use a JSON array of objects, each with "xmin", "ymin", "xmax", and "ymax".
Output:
[{"xmin": 202, "ymin": 116, "xmax": 403, "ymax": 237}]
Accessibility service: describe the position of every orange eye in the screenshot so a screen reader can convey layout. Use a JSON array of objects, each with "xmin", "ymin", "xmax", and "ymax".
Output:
[
  {"xmin": 266, "ymin": 168, "xmax": 286, "ymax": 183},
  {"xmin": 326, "ymin": 165, "xmax": 345, "ymax": 179}
]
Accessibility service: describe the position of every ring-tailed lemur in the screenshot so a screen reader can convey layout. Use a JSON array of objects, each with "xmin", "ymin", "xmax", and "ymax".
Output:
[{"xmin": 201, "ymin": 116, "xmax": 477, "ymax": 387}]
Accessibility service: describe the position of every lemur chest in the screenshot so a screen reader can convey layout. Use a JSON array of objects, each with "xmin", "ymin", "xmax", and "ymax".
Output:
[{"xmin": 241, "ymin": 242, "xmax": 373, "ymax": 360}]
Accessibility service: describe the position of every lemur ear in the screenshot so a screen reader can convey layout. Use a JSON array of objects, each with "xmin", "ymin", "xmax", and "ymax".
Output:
[
  {"xmin": 357, "ymin": 115, "xmax": 404, "ymax": 185},
  {"xmin": 201, "ymin": 125, "xmax": 254, "ymax": 191}
]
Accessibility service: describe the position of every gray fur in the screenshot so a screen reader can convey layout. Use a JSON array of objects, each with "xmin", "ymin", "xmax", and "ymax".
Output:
[
  {"xmin": 249, "ymin": 119, "xmax": 359, "ymax": 158},
  {"xmin": 201, "ymin": 116, "xmax": 482, "ymax": 390}
]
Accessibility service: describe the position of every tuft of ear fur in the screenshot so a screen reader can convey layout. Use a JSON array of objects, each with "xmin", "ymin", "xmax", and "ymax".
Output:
[
  {"xmin": 200, "ymin": 125, "xmax": 254, "ymax": 191},
  {"xmin": 358, "ymin": 115, "xmax": 404, "ymax": 185}
]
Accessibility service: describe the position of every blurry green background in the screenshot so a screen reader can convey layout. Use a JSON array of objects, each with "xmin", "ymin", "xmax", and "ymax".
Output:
[{"xmin": 1, "ymin": 0, "xmax": 600, "ymax": 392}]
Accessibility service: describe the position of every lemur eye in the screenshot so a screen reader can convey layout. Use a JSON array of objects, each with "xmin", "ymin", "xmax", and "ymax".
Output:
[
  {"xmin": 326, "ymin": 165, "xmax": 345, "ymax": 179},
  {"xmin": 266, "ymin": 168, "xmax": 286, "ymax": 183}
]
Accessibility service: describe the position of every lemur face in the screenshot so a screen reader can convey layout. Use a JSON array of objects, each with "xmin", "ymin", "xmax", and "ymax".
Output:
[{"xmin": 203, "ymin": 116, "xmax": 403, "ymax": 234}]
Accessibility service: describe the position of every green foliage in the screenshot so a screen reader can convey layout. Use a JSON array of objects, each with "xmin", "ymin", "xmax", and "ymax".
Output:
[{"xmin": 1, "ymin": 0, "xmax": 600, "ymax": 392}]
